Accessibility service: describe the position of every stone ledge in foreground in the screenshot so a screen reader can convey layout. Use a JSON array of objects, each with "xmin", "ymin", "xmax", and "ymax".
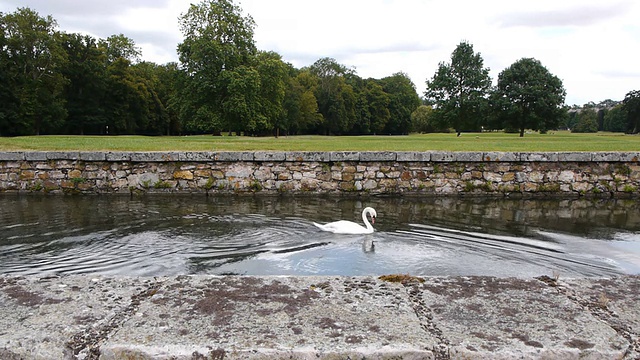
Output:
[{"xmin": 0, "ymin": 275, "xmax": 638, "ymax": 359}]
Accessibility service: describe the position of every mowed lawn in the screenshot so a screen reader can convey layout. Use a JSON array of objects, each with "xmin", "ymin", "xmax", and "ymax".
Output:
[{"xmin": 0, "ymin": 132, "xmax": 639, "ymax": 152}]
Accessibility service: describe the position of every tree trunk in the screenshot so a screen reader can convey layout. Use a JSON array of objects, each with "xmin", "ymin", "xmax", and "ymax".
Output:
[{"xmin": 519, "ymin": 128, "xmax": 525, "ymax": 137}]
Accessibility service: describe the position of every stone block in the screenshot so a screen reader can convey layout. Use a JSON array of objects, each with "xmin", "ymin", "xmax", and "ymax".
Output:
[
  {"xmin": 173, "ymin": 170, "xmax": 194, "ymax": 180},
  {"xmin": 46, "ymin": 152, "xmax": 79, "ymax": 160},
  {"xmin": 592, "ymin": 152, "xmax": 622, "ymax": 162},
  {"xmin": 330, "ymin": 152, "xmax": 360, "ymax": 161},
  {"xmin": 180, "ymin": 152, "xmax": 215, "ymax": 162},
  {"xmin": 254, "ymin": 152, "xmax": 286, "ymax": 161},
  {"xmin": 483, "ymin": 152, "xmax": 519, "ymax": 162},
  {"xmin": 130, "ymin": 152, "xmax": 180, "ymax": 162},
  {"xmin": 521, "ymin": 153, "xmax": 559, "ymax": 162},
  {"xmin": 106, "ymin": 152, "xmax": 131, "ymax": 161},
  {"xmin": 430, "ymin": 152, "xmax": 456, "ymax": 162},
  {"xmin": 620, "ymin": 153, "xmax": 640, "ymax": 162},
  {"xmin": 285, "ymin": 152, "xmax": 331, "ymax": 162},
  {"xmin": 557, "ymin": 152, "xmax": 592, "ymax": 162},
  {"xmin": 396, "ymin": 152, "xmax": 430, "ymax": 162},
  {"xmin": 0, "ymin": 152, "xmax": 24, "ymax": 161},
  {"xmin": 455, "ymin": 152, "xmax": 483, "ymax": 162},
  {"xmin": 24, "ymin": 152, "xmax": 47, "ymax": 161},
  {"xmin": 213, "ymin": 152, "xmax": 253, "ymax": 162},
  {"xmin": 360, "ymin": 152, "xmax": 396, "ymax": 162},
  {"xmin": 79, "ymin": 152, "xmax": 106, "ymax": 161}
]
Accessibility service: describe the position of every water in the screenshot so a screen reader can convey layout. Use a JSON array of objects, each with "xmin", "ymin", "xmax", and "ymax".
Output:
[{"xmin": 1, "ymin": 195, "xmax": 639, "ymax": 278}]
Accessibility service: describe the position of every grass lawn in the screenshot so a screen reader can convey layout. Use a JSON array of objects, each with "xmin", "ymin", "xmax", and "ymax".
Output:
[{"xmin": 0, "ymin": 131, "xmax": 638, "ymax": 152}]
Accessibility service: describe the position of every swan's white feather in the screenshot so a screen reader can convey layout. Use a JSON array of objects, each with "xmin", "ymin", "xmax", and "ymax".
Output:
[
  {"xmin": 313, "ymin": 220, "xmax": 371, "ymax": 234},
  {"xmin": 313, "ymin": 207, "xmax": 376, "ymax": 235}
]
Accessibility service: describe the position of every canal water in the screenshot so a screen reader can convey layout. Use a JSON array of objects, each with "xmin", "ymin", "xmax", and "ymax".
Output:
[{"xmin": 1, "ymin": 195, "xmax": 639, "ymax": 278}]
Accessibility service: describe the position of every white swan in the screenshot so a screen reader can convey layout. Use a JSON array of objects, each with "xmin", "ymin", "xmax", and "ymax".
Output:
[{"xmin": 313, "ymin": 207, "xmax": 377, "ymax": 234}]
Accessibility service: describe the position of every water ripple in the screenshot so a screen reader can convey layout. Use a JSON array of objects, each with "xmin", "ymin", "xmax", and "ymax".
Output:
[{"xmin": 0, "ymin": 196, "xmax": 638, "ymax": 277}]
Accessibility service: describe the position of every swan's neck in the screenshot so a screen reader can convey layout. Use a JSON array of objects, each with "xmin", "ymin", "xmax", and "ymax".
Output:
[{"xmin": 362, "ymin": 210, "xmax": 373, "ymax": 231}]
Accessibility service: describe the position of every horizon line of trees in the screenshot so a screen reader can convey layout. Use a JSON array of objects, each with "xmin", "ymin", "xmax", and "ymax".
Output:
[{"xmin": 1, "ymin": 2, "xmax": 639, "ymax": 138}]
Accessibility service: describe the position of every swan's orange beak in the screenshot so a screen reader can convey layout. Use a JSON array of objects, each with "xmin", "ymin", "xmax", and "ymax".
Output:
[{"xmin": 371, "ymin": 216, "xmax": 376, "ymax": 224}]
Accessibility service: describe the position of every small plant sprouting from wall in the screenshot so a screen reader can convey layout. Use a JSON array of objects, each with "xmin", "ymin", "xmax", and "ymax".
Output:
[
  {"xmin": 141, "ymin": 180, "xmax": 152, "ymax": 189},
  {"xmin": 538, "ymin": 183, "xmax": 561, "ymax": 193},
  {"xmin": 71, "ymin": 177, "xmax": 87, "ymax": 185},
  {"xmin": 623, "ymin": 184, "xmax": 637, "ymax": 193},
  {"xmin": 600, "ymin": 180, "xmax": 614, "ymax": 193},
  {"xmin": 249, "ymin": 180, "xmax": 263, "ymax": 192},
  {"xmin": 31, "ymin": 182, "xmax": 44, "ymax": 192},
  {"xmin": 463, "ymin": 181, "xmax": 475, "ymax": 192},
  {"xmin": 615, "ymin": 164, "xmax": 632, "ymax": 177},
  {"xmin": 154, "ymin": 180, "xmax": 172, "ymax": 189},
  {"xmin": 204, "ymin": 177, "xmax": 215, "ymax": 190}
]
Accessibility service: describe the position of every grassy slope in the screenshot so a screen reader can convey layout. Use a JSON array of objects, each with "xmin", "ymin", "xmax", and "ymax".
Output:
[{"xmin": 0, "ymin": 132, "xmax": 638, "ymax": 152}]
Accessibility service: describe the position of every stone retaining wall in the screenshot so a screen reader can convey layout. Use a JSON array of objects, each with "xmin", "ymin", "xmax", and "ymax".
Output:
[{"xmin": 1, "ymin": 151, "xmax": 639, "ymax": 197}]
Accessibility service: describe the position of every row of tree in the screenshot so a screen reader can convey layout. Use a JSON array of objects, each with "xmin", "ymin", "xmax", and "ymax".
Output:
[
  {"xmin": 1, "ymin": 1, "xmax": 639, "ymax": 137},
  {"xmin": 418, "ymin": 41, "xmax": 640, "ymax": 136},
  {"xmin": 0, "ymin": 4, "xmax": 420, "ymax": 137}
]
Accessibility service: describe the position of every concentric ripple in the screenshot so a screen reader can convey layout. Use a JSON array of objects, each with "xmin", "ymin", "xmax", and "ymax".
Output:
[{"xmin": 0, "ymin": 196, "xmax": 639, "ymax": 277}]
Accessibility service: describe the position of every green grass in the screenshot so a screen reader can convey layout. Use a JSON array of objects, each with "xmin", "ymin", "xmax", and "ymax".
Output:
[{"xmin": 0, "ymin": 131, "xmax": 638, "ymax": 152}]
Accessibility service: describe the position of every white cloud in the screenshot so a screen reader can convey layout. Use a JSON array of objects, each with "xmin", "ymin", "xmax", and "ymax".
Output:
[{"xmin": 2, "ymin": 0, "xmax": 639, "ymax": 105}]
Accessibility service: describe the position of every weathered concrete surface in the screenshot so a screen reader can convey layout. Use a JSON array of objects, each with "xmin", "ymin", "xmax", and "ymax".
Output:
[{"xmin": 0, "ymin": 275, "xmax": 638, "ymax": 359}]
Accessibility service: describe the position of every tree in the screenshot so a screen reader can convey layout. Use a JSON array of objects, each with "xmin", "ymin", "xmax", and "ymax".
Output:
[
  {"xmin": 411, "ymin": 105, "xmax": 444, "ymax": 133},
  {"xmin": 572, "ymin": 108, "xmax": 598, "ymax": 133},
  {"xmin": 177, "ymin": 0, "xmax": 257, "ymax": 134},
  {"xmin": 221, "ymin": 65, "xmax": 261, "ymax": 134},
  {"xmin": 0, "ymin": 8, "xmax": 67, "ymax": 135},
  {"xmin": 99, "ymin": 34, "xmax": 141, "ymax": 64},
  {"xmin": 603, "ymin": 104, "xmax": 627, "ymax": 133},
  {"xmin": 623, "ymin": 90, "xmax": 640, "ymax": 134},
  {"xmin": 131, "ymin": 61, "xmax": 172, "ymax": 135},
  {"xmin": 59, "ymin": 32, "xmax": 108, "ymax": 134},
  {"xmin": 254, "ymin": 51, "xmax": 288, "ymax": 136},
  {"xmin": 493, "ymin": 58, "xmax": 566, "ymax": 137},
  {"xmin": 380, "ymin": 72, "xmax": 421, "ymax": 134},
  {"xmin": 309, "ymin": 58, "xmax": 357, "ymax": 135},
  {"xmin": 283, "ymin": 69, "xmax": 323, "ymax": 135},
  {"xmin": 361, "ymin": 79, "xmax": 391, "ymax": 134},
  {"xmin": 425, "ymin": 41, "xmax": 491, "ymax": 133}
]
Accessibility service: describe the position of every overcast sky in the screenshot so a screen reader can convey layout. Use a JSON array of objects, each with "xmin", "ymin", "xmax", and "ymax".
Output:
[{"xmin": 2, "ymin": 0, "xmax": 639, "ymax": 105}]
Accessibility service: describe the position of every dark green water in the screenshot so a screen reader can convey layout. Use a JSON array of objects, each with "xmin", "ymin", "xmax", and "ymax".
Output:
[{"xmin": 1, "ymin": 195, "xmax": 639, "ymax": 277}]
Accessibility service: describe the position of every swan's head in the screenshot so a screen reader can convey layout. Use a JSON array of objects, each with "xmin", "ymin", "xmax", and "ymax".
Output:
[{"xmin": 365, "ymin": 207, "xmax": 377, "ymax": 224}]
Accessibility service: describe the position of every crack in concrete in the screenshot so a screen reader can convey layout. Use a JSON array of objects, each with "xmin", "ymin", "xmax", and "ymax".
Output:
[
  {"xmin": 64, "ymin": 281, "xmax": 162, "ymax": 360},
  {"xmin": 403, "ymin": 283, "xmax": 451, "ymax": 360},
  {"xmin": 535, "ymin": 276, "xmax": 640, "ymax": 359}
]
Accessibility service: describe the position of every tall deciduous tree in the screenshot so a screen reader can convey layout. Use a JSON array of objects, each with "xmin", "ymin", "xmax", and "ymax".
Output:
[
  {"xmin": 309, "ymin": 57, "xmax": 357, "ymax": 135},
  {"xmin": 572, "ymin": 108, "xmax": 598, "ymax": 133},
  {"xmin": 380, "ymin": 72, "xmax": 421, "ymax": 134},
  {"xmin": 60, "ymin": 33, "xmax": 107, "ymax": 134},
  {"xmin": 425, "ymin": 41, "xmax": 491, "ymax": 133},
  {"xmin": 623, "ymin": 90, "xmax": 640, "ymax": 134},
  {"xmin": 254, "ymin": 51, "xmax": 288, "ymax": 136},
  {"xmin": 0, "ymin": 8, "xmax": 67, "ymax": 135},
  {"xmin": 283, "ymin": 69, "xmax": 323, "ymax": 135},
  {"xmin": 99, "ymin": 34, "xmax": 141, "ymax": 64},
  {"xmin": 603, "ymin": 104, "xmax": 627, "ymax": 133},
  {"xmin": 493, "ymin": 58, "xmax": 566, "ymax": 137},
  {"xmin": 177, "ymin": 0, "xmax": 256, "ymax": 134}
]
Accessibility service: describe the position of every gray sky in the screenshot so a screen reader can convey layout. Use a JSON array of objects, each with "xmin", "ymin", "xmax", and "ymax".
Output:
[{"xmin": 3, "ymin": 0, "xmax": 639, "ymax": 105}]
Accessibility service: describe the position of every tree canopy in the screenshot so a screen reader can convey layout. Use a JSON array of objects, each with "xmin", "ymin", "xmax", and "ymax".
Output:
[
  {"xmin": 623, "ymin": 90, "xmax": 640, "ymax": 134},
  {"xmin": 425, "ymin": 41, "xmax": 491, "ymax": 133},
  {"xmin": 1, "ymin": 2, "xmax": 637, "ymax": 138},
  {"xmin": 493, "ymin": 58, "xmax": 566, "ymax": 137}
]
